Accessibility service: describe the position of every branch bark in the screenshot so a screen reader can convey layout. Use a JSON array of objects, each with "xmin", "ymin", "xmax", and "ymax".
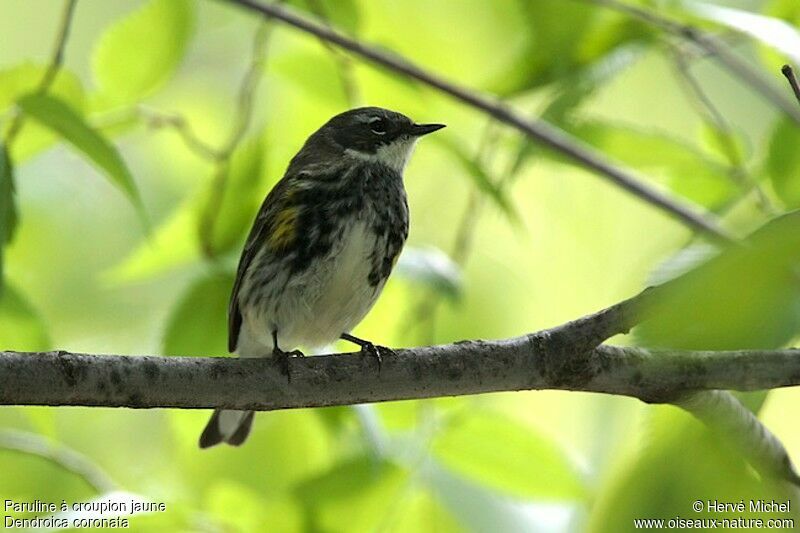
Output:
[
  {"xmin": 2, "ymin": 285, "xmax": 798, "ymax": 484},
  {"xmin": 218, "ymin": 0, "xmax": 734, "ymax": 243},
  {"xmin": 2, "ymin": 339, "xmax": 799, "ymax": 411}
]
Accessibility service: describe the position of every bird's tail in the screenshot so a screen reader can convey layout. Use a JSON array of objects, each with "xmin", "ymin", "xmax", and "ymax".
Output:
[{"xmin": 198, "ymin": 409, "xmax": 255, "ymax": 449}]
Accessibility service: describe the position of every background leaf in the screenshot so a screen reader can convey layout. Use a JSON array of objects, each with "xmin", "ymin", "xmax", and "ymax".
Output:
[
  {"xmin": 436, "ymin": 136, "xmax": 519, "ymax": 222},
  {"xmin": 395, "ymin": 246, "xmax": 462, "ymax": 300},
  {"xmin": 0, "ymin": 145, "xmax": 17, "ymax": 285},
  {"xmin": 588, "ymin": 406, "xmax": 799, "ymax": 532},
  {"xmin": 92, "ymin": 0, "xmax": 195, "ymax": 105},
  {"xmin": 567, "ymin": 121, "xmax": 738, "ymax": 209},
  {"xmin": 200, "ymin": 137, "xmax": 266, "ymax": 256},
  {"xmin": 288, "ymin": 0, "xmax": 360, "ymax": 34},
  {"xmin": 0, "ymin": 63, "xmax": 86, "ymax": 162},
  {"xmin": 162, "ymin": 272, "xmax": 232, "ymax": 357},
  {"xmin": 766, "ymin": 117, "xmax": 800, "ymax": 208},
  {"xmin": 0, "ymin": 284, "xmax": 50, "ymax": 351},
  {"xmin": 681, "ymin": 0, "xmax": 800, "ymax": 65},
  {"xmin": 17, "ymin": 94, "xmax": 145, "ymax": 220},
  {"xmin": 433, "ymin": 411, "xmax": 585, "ymax": 500},
  {"xmin": 636, "ymin": 212, "xmax": 800, "ymax": 350}
]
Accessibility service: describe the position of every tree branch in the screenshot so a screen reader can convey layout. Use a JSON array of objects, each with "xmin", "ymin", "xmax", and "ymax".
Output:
[
  {"xmin": 2, "ymin": 284, "xmax": 797, "ymax": 483},
  {"xmin": 218, "ymin": 0, "xmax": 734, "ymax": 243},
  {"xmin": 2, "ymin": 338, "xmax": 798, "ymax": 411}
]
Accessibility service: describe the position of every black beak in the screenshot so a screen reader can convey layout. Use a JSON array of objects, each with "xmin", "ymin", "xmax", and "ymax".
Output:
[{"xmin": 409, "ymin": 123, "xmax": 446, "ymax": 136}]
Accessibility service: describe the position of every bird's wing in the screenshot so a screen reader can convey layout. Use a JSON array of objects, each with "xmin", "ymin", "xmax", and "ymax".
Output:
[{"xmin": 228, "ymin": 174, "xmax": 298, "ymax": 353}]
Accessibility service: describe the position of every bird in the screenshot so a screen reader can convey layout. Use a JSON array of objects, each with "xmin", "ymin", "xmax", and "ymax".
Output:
[{"xmin": 199, "ymin": 106, "xmax": 445, "ymax": 448}]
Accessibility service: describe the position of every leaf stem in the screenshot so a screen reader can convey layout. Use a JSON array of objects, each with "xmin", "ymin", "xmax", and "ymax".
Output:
[{"xmin": 4, "ymin": 0, "xmax": 78, "ymax": 146}]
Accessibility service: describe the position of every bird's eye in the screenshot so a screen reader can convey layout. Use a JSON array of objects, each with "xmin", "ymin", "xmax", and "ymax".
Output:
[{"xmin": 369, "ymin": 117, "xmax": 387, "ymax": 135}]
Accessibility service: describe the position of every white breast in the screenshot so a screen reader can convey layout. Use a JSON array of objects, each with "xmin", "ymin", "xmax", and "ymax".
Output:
[{"xmin": 276, "ymin": 221, "xmax": 384, "ymax": 350}]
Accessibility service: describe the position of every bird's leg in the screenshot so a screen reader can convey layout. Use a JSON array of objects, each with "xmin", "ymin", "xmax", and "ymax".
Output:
[
  {"xmin": 272, "ymin": 330, "xmax": 304, "ymax": 381},
  {"xmin": 340, "ymin": 333, "xmax": 393, "ymax": 369}
]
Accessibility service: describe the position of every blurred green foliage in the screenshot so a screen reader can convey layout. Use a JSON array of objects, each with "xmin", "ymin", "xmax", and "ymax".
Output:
[{"xmin": 1, "ymin": 0, "xmax": 800, "ymax": 531}]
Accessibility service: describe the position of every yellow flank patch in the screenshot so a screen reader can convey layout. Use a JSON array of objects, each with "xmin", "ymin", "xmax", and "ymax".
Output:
[{"xmin": 269, "ymin": 207, "xmax": 299, "ymax": 250}]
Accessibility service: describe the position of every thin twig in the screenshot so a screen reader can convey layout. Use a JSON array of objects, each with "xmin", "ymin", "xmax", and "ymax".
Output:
[
  {"xmin": 137, "ymin": 106, "xmax": 223, "ymax": 161},
  {"xmin": 4, "ymin": 0, "xmax": 78, "ymax": 145},
  {"xmin": 591, "ymin": 0, "xmax": 800, "ymax": 125},
  {"xmin": 668, "ymin": 45, "xmax": 774, "ymax": 214},
  {"xmin": 199, "ymin": 20, "xmax": 273, "ymax": 258},
  {"xmin": 0, "ymin": 429, "xmax": 117, "ymax": 494},
  {"xmin": 304, "ymin": 0, "xmax": 362, "ymax": 106},
  {"xmin": 782, "ymin": 65, "xmax": 800, "ymax": 106},
  {"xmin": 220, "ymin": 0, "xmax": 735, "ymax": 243}
]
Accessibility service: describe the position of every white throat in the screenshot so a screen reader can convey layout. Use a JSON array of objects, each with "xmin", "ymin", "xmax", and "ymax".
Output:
[{"xmin": 345, "ymin": 138, "xmax": 418, "ymax": 173}]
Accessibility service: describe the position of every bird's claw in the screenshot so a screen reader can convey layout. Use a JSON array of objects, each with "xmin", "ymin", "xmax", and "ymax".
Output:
[
  {"xmin": 358, "ymin": 342, "xmax": 393, "ymax": 371},
  {"xmin": 273, "ymin": 348, "xmax": 305, "ymax": 382}
]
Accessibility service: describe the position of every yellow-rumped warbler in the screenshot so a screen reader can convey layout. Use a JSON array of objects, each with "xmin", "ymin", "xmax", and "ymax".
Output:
[{"xmin": 199, "ymin": 107, "xmax": 444, "ymax": 448}]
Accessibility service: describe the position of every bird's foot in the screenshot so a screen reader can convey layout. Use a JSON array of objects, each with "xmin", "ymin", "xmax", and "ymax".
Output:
[
  {"xmin": 360, "ymin": 342, "xmax": 393, "ymax": 371},
  {"xmin": 340, "ymin": 333, "xmax": 393, "ymax": 371},
  {"xmin": 273, "ymin": 347, "xmax": 305, "ymax": 382}
]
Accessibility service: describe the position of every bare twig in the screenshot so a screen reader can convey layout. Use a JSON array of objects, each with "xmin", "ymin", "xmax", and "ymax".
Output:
[
  {"xmin": 219, "ymin": 0, "xmax": 735, "ymax": 243},
  {"xmin": 4, "ymin": 0, "xmax": 78, "ymax": 144},
  {"xmin": 591, "ymin": 0, "xmax": 800, "ymax": 126},
  {"xmin": 782, "ymin": 65, "xmax": 800, "ymax": 106},
  {"xmin": 199, "ymin": 21, "xmax": 273, "ymax": 258},
  {"xmin": 137, "ymin": 106, "xmax": 223, "ymax": 161},
  {"xmin": 304, "ymin": 0, "xmax": 362, "ymax": 106},
  {"xmin": 0, "ymin": 429, "xmax": 117, "ymax": 493},
  {"xmin": 668, "ymin": 46, "xmax": 774, "ymax": 213}
]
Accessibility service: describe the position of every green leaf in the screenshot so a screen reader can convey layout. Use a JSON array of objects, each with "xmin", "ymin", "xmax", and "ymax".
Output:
[
  {"xmin": 0, "ymin": 144, "xmax": 17, "ymax": 251},
  {"xmin": 493, "ymin": 1, "xmax": 651, "ymax": 95},
  {"xmin": 0, "ymin": 284, "xmax": 51, "ymax": 351},
  {"xmin": 105, "ymin": 195, "xmax": 200, "ymax": 283},
  {"xmin": 385, "ymin": 487, "xmax": 463, "ymax": 533},
  {"xmin": 109, "ymin": 136, "xmax": 267, "ymax": 282},
  {"xmin": 92, "ymin": 0, "xmax": 195, "ymax": 105},
  {"xmin": 588, "ymin": 407, "xmax": 799, "ymax": 532},
  {"xmin": 433, "ymin": 411, "xmax": 585, "ymax": 500},
  {"xmin": 636, "ymin": 212, "xmax": 800, "ymax": 350},
  {"xmin": 173, "ymin": 409, "xmax": 333, "ymax": 495},
  {"xmin": 200, "ymin": 138, "xmax": 265, "ymax": 256},
  {"xmin": 205, "ymin": 483, "xmax": 303, "ymax": 533},
  {"xmin": 436, "ymin": 136, "xmax": 519, "ymax": 223},
  {"xmin": 162, "ymin": 272, "xmax": 232, "ymax": 357},
  {"xmin": 0, "ymin": 63, "xmax": 86, "ymax": 163},
  {"xmin": 681, "ymin": 0, "xmax": 800, "ymax": 65},
  {"xmin": 0, "ymin": 143, "xmax": 16, "ymax": 292},
  {"xmin": 395, "ymin": 246, "xmax": 462, "ymax": 300},
  {"xmin": 289, "ymin": 0, "xmax": 360, "ymax": 34},
  {"xmin": 294, "ymin": 456, "xmax": 410, "ymax": 532},
  {"xmin": 766, "ymin": 117, "xmax": 800, "ymax": 208},
  {"xmin": 0, "ymin": 63, "xmax": 83, "ymax": 113},
  {"xmin": 568, "ymin": 121, "xmax": 737, "ymax": 209},
  {"xmin": 17, "ymin": 93, "xmax": 146, "ymax": 222}
]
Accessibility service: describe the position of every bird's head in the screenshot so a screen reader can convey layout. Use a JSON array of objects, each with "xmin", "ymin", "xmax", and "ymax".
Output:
[{"xmin": 314, "ymin": 107, "xmax": 445, "ymax": 173}]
